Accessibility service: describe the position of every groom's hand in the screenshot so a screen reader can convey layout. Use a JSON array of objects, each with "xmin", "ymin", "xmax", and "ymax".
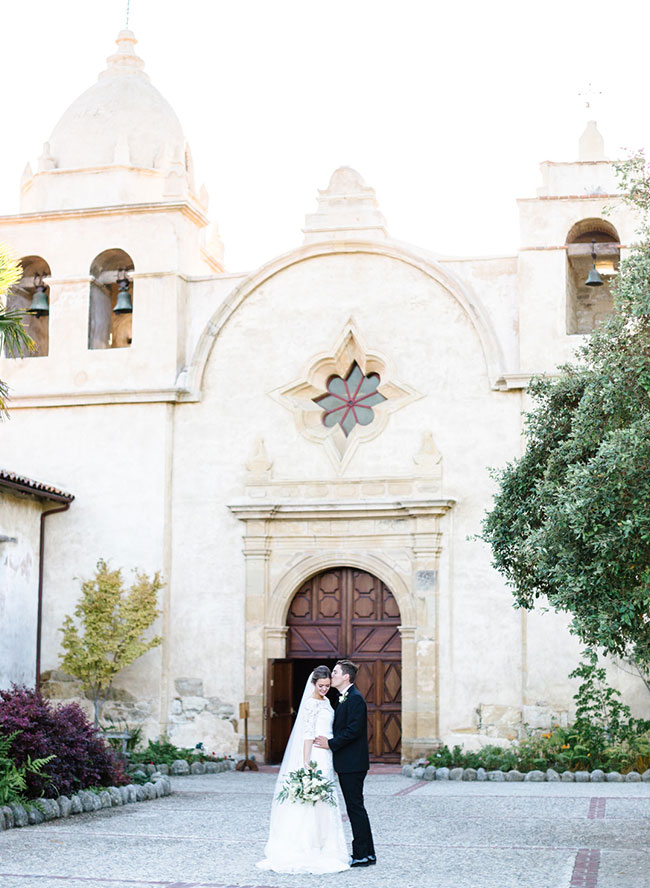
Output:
[{"xmin": 313, "ymin": 735, "xmax": 330, "ymax": 749}]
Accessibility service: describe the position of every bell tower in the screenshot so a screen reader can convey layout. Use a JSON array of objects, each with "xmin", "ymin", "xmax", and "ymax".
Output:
[
  {"xmin": 515, "ymin": 121, "xmax": 635, "ymax": 376},
  {"xmin": 0, "ymin": 29, "xmax": 223, "ymax": 397}
]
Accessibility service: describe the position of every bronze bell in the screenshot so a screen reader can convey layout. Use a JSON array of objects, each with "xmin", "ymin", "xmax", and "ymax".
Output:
[
  {"xmin": 585, "ymin": 266, "xmax": 604, "ymax": 287},
  {"xmin": 585, "ymin": 240, "xmax": 604, "ymax": 287},
  {"xmin": 28, "ymin": 277, "xmax": 50, "ymax": 317},
  {"xmin": 113, "ymin": 276, "xmax": 133, "ymax": 314}
]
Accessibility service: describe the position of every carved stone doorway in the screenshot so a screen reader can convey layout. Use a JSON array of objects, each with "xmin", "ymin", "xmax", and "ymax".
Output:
[{"xmin": 267, "ymin": 567, "xmax": 401, "ymax": 763}]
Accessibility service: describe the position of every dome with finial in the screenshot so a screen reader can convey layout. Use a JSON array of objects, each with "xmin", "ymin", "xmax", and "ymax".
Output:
[
  {"xmin": 47, "ymin": 30, "xmax": 184, "ymax": 171},
  {"xmin": 19, "ymin": 30, "xmax": 207, "ymax": 213}
]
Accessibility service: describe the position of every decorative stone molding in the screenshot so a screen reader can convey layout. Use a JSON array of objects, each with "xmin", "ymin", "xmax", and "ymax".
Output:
[
  {"xmin": 270, "ymin": 320, "xmax": 421, "ymax": 471},
  {"xmin": 185, "ymin": 239, "xmax": 508, "ymax": 399},
  {"xmin": 243, "ymin": 431, "xmax": 443, "ymax": 498},
  {"xmin": 303, "ymin": 167, "xmax": 389, "ymax": 243},
  {"xmin": 245, "ymin": 438, "xmax": 274, "ymax": 482},
  {"xmin": 229, "ymin": 493, "xmax": 455, "ymax": 758},
  {"xmin": 413, "ymin": 432, "xmax": 442, "ymax": 473}
]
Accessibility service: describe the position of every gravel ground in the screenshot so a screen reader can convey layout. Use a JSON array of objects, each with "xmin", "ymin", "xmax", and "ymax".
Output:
[{"xmin": 0, "ymin": 768, "xmax": 649, "ymax": 888}]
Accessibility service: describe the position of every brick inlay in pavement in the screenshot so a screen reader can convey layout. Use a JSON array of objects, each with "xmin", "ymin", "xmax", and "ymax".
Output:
[
  {"xmin": 392, "ymin": 779, "xmax": 428, "ymax": 796},
  {"xmin": 569, "ymin": 849, "xmax": 601, "ymax": 888},
  {"xmin": 587, "ymin": 798, "xmax": 606, "ymax": 820}
]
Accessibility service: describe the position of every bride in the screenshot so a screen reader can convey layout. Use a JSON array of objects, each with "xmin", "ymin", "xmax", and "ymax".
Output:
[{"xmin": 257, "ymin": 665, "xmax": 350, "ymax": 874}]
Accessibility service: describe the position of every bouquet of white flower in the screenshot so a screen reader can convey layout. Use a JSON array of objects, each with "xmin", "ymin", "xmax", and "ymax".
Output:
[{"xmin": 276, "ymin": 761, "xmax": 337, "ymax": 806}]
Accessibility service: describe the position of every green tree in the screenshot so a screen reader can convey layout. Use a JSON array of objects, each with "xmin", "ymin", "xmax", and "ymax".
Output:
[
  {"xmin": 59, "ymin": 559, "xmax": 163, "ymax": 726},
  {"xmin": 481, "ymin": 153, "xmax": 650, "ymax": 668},
  {"xmin": 0, "ymin": 244, "xmax": 34, "ymax": 414}
]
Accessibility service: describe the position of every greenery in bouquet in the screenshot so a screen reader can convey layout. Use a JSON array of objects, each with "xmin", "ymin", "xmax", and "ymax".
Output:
[{"xmin": 276, "ymin": 761, "xmax": 337, "ymax": 806}]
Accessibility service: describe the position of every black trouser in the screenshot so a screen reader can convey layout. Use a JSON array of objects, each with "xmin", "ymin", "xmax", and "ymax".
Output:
[{"xmin": 337, "ymin": 771, "xmax": 375, "ymax": 860}]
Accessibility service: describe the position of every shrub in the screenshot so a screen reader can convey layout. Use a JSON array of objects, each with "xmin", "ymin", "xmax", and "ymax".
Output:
[
  {"xmin": 426, "ymin": 651, "xmax": 650, "ymax": 773},
  {"xmin": 0, "ymin": 685, "xmax": 126, "ymax": 797},
  {"xmin": 129, "ymin": 737, "xmax": 228, "ymax": 766},
  {"xmin": 425, "ymin": 726, "xmax": 650, "ymax": 774}
]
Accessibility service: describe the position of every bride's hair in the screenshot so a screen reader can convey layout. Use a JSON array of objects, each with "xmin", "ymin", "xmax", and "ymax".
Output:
[{"xmin": 310, "ymin": 665, "xmax": 331, "ymax": 683}]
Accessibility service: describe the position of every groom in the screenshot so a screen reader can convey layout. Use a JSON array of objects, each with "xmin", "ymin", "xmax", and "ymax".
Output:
[{"xmin": 314, "ymin": 659, "xmax": 376, "ymax": 868}]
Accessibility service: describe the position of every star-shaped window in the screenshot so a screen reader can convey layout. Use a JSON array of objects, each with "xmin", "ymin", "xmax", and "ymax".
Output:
[{"xmin": 313, "ymin": 362, "xmax": 387, "ymax": 437}]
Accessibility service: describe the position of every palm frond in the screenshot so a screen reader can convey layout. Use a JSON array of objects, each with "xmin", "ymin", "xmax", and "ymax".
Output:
[
  {"xmin": 0, "ymin": 307, "xmax": 36, "ymax": 357},
  {"xmin": 0, "ymin": 244, "xmax": 21, "ymax": 295}
]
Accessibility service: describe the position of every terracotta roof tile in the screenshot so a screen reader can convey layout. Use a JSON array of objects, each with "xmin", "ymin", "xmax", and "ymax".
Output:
[{"xmin": 0, "ymin": 468, "xmax": 74, "ymax": 502}]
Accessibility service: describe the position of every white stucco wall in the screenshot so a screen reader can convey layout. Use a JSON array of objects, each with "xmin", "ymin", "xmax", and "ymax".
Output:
[
  {"xmin": 2, "ymin": 95, "xmax": 649, "ymax": 755},
  {"xmin": 171, "ymin": 248, "xmax": 524, "ymax": 739},
  {"xmin": 0, "ymin": 491, "xmax": 42, "ymax": 689},
  {"xmin": 0, "ymin": 405, "xmax": 169, "ymax": 712}
]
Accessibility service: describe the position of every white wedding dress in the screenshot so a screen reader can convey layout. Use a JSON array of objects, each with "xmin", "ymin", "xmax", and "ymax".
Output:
[{"xmin": 257, "ymin": 685, "xmax": 349, "ymax": 874}]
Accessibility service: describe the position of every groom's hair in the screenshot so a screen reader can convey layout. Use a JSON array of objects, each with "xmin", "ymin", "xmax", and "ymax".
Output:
[{"xmin": 336, "ymin": 659, "xmax": 358, "ymax": 682}]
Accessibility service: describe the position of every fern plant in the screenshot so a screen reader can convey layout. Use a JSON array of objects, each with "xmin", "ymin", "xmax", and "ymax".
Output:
[{"xmin": 0, "ymin": 731, "xmax": 55, "ymax": 804}]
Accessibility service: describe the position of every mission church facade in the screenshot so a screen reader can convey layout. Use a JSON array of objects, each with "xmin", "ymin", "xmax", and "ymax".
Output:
[{"xmin": 1, "ymin": 30, "xmax": 646, "ymax": 762}]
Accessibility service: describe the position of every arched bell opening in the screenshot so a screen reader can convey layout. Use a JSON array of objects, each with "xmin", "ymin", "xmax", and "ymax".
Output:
[
  {"xmin": 266, "ymin": 567, "xmax": 402, "ymax": 764},
  {"xmin": 4, "ymin": 256, "xmax": 51, "ymax": 357},
  {"xmin": 88, "ymin": 248, "xmax": 134, "ymax": 349},
  {"xmin": 566, "ymin": 218, "xmax": 620, "ymax": 334}
]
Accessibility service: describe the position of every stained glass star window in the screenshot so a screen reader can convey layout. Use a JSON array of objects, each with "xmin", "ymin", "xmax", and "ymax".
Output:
[{"xmin": 313, "ymin": 362, "xmax": 387, "ymax": 437}]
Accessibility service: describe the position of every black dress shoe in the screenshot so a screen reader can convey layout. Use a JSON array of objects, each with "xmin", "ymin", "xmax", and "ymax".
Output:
[
  {"xmin": 350, "ymin": 857, "xmax": 371, "ymax": 867},
  {"xmin": 367, "ymin": 856, "xmax": 377, "ymax": 865}
]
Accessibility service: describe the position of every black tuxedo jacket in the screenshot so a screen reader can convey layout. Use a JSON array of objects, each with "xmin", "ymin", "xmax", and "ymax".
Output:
[{"xmin": 329, "ymin": 684, "xmax": 370, "ymax": 773}]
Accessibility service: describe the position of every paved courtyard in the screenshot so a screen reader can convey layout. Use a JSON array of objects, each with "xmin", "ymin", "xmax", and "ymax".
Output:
[{"xmin": 1, "ymin": 768, "xmax": 649, "ymax": 888}]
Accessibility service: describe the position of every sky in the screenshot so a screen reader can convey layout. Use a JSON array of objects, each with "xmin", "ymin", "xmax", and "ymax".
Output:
[{"xmin": 2, "ymin": 0, "xmax": 650, "ymax": 271}]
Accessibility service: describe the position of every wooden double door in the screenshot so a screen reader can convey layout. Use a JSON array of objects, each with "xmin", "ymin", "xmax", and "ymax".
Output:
[{"xmin": 266, "ymin": 568, "xmax": 401, "ymax": 763}]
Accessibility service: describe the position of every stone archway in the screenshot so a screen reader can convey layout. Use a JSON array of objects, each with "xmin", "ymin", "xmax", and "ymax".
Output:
[
  {"xmin": 282, "ymin": 567, "xmax": 402, "ymax": 762},
  {"xmin": 230, "ymin": 496, "xmax": 454, "ymax": 763}
]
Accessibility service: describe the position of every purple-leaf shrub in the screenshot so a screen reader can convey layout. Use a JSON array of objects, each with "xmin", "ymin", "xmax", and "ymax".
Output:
[{"xmin": 0, "ymin": 685, "xmax": 126, "ymax": 797}]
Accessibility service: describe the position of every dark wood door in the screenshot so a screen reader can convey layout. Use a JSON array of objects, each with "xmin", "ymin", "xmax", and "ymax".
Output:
[
  {"xmin": 265, "ymin": 659, "xmax": 294, "ymax": 763},
  {"xmin": 286, "ymin": 568, "xmax": 401, "ymax": 761}
]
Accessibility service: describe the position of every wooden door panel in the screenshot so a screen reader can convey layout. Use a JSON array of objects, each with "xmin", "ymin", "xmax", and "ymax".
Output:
[
  {"xmin": 352, "ymin": 625, "xmax": 400, "ymax": 654},
  {"xmin": 355, "ymin": 661, "xmax": 377, "ymax": 704},
  {"xmin": 382, "ymin": 585, "xmax": 400, "ymax": 619},
  {"xmin": 288, "ymin": 625, "xmax": 340, "ymax": 656},
  {"xmin": 288, "ymin": 590, "xmax": 312, "ymax": 619},
  {"xmin": 351, "ymin": 573, "xmax": 379, "ymax": 620},
  {"xmin": 382, "ymin": 661, "xmax": 402, "ymax": 704},
  {"xmin": 286, "ymin": 567, "xmax": 402, "ymax": 762},
  {"xmin": 315, "ymin": 570, "xmax": 344, "ymax": 594},
  {"xmin": 381, "ymin": 711, "xmax": 402, "ymax": 757},
  {"xmin": 367, "ymin": 707, "xmax": 376, "ymax": 753},
  {"xmin": 266, "ymin": 659, "xmax": 293, "ymax": 763}
]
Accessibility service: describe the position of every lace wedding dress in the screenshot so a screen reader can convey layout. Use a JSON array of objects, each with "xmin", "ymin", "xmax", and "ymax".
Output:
[{"xmin": 257, "ymin": 685, "xmax": 349, "ymax": 874}]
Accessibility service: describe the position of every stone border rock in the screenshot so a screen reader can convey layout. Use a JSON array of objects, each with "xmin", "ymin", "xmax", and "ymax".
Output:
[
  {"xmin": 0, "ymin": 775, "xmax": 172, "ymax": 832},
  {"xmin": 402, "ymin": 765, "xmax": 650, "ymax": 783},
  {"xmin": 129, "ymin": 759, "xmax": 236, "ymax": 778}
]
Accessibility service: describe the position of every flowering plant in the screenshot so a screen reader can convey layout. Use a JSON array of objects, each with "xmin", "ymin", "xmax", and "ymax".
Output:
[{"xmin": 276, "ymin": 761, "xmax": 337, "ymax": 806}]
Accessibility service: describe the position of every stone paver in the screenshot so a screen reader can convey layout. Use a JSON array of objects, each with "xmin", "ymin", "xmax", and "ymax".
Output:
[{"xmin": 1, "ymin": 769, "xmax": 649, "ymax": 888}]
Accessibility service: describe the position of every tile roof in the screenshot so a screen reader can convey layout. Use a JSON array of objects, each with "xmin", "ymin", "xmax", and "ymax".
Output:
[{"xmin": 0, "ymin": 468, "xmax": 74, "ymax": 503}]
